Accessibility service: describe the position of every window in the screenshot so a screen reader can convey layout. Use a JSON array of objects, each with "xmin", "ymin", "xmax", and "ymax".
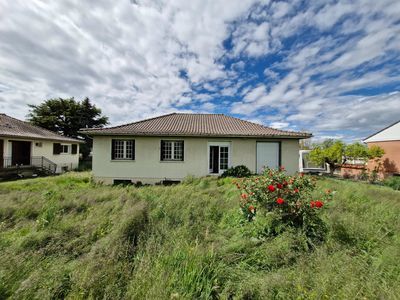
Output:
[
  {"xmin": 61, "ymin": 145, "xmax": 69, "ymax": 154},
  {"xmin": 219, "ymin": 146, "xmax": 229, "ymax": 170},
  {"xmin": 112, "ymin": 140, "xmax": 135, "ymax": 160},
  {"xmin": 71, "ymin": 144, "xmax": 78, "ymax": 154},
  {"xmin": 161, "ymin": 140, "xmax": 184, "ymax": 161}
]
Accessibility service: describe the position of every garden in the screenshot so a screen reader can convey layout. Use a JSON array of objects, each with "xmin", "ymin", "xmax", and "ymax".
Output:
[{"xmin": 0, "ymin": 170, "xmax": 399, "ymax": 299}]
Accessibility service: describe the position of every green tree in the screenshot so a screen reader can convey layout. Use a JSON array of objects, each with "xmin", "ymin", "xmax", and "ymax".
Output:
[
  {"xmin": 309, "ymin": 139, "xmax": 345, "ymax": 175},
  {"xmin": 28, "ymin": 97, "xmax": 108, "ymax": 158},
  {"xmin": 310, "ymin": 139, "xmax": 384, "ymax": 176},
  {"xmin": 344, "ymin": 142, "xmax": 369, "ymax": 161}
]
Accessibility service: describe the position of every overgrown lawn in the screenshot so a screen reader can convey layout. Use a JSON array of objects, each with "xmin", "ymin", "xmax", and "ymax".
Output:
[{"xmin": 0, "ymin": 173, "xmax": 399, "ymax": 299}]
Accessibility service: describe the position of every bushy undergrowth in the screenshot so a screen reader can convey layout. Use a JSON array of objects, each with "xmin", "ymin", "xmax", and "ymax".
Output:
[
  {"xmin": 383, "ymin": 176, "xmax": 400, "ymax": 191},
  {"xmin": 220, "ymin": 165, "xmax": 253, "ymax": 178},
  {"xmin": 0, "ymin": 172, "xmax": 399, "ymax": 299}
]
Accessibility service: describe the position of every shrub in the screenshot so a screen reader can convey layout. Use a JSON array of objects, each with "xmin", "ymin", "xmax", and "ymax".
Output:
[
  {"xmin": 220, "ymin": 165, "xmax": 252, "ymax": 178},
  {"xmin": 358, "ymin": 169, "xmax": 369, "ymax": 181},
  {"xmin": 235, "ymin": 168, "xmax": 332, "ymax": 244},
  {"xmin": 383, "ymin": 176, "xmax": 400, "ymax": 191}
]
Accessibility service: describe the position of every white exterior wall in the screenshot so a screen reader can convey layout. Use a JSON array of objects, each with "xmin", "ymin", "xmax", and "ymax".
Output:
[
  {"xmin": 1, "ymin": 137, "xmax": 80, "ymax": 173},
  {"xmin": 92, "ymin": 136, "xmax": 300, "ymax": 184},
  {"xmin": 364, "ymin": 121, "xmax": 400, "ymax": 142}
]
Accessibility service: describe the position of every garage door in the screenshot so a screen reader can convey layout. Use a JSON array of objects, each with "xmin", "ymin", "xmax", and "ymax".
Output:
[{"xmin": 256, "ymin": 142, "xmax": 280, "ymax": 174}]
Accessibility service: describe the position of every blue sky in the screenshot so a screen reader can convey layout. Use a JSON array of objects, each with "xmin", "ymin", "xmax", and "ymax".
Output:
[{"xmin": 0, "ymin": 0, "xmax": 399, "ymax": 141}]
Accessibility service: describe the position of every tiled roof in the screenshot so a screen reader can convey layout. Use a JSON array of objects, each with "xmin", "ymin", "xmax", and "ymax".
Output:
[
  {"xmin": 80, "ymin": 113, "xmax": 311, "ymax": 138},
  {"xmin": 0, "ymin": 113, "xmax": 82, "ymax": 143}
]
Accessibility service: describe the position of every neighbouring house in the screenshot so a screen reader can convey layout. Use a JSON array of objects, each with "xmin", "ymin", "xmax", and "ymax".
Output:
[
  {"xmin": 0, "ymin": 113, "xmax": 82, "ymax": 176},
  {"xmin": 363, "ymin": 120, "xmax": 400, "ymax": 177},
  {"xmin": 80, "ymin": 113, "xmax": 311, "ymax": 184}
]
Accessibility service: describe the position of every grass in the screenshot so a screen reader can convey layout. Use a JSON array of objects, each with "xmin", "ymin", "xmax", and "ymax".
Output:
[
  {"xmin": 383, "ymin": 176, "xmax": 400, "ymax": 191},
  {"xmin": 0, "ymin": 173, "xmax": 399, "ymax": 299}
]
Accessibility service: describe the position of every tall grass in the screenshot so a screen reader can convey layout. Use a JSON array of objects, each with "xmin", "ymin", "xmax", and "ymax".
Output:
[{"xmin": 0, "ymin": 173, "xmax": 399, "ymax": 299}]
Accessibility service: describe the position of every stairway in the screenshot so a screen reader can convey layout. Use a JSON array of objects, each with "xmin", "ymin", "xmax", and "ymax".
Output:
[{"xmin": 0, "ymin": 156, "xmax": 57, "ymax": 179}]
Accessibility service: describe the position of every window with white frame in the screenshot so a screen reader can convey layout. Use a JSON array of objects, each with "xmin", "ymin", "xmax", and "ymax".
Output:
[
  {"xmin": 61, "ymin": 144, "xmax": 70, "ymax": 154},
  {"xmin": 219, "ymin": 146, "xmax": 229, "ymax": 170},
  {"xmin": 161, "ymin": 140, "xmax": 184, "ymax": 161},
  {"xmin": 112, "ymin": 139, "xmax": 135, "ymax": 160}
]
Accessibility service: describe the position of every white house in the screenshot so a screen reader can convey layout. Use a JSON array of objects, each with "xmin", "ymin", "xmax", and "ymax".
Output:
[
  {"xmin": 0, "ymin": 113, "xmax": 82, "ymax": 174},
  {"xmin": 81, "ymin": 113, "xmax": 312, "ymax": 184}
]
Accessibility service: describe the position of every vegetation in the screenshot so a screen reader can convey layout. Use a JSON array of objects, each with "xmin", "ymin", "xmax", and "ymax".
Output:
[
  {"xmin": 220, "ymin": 165, "xmax": 252, "ymax": 178},
  {"xmin": 28, "ymin": 97, "xmax": 109, "ymax": 158},
  {"xmin": 309, "ymin": 139, "xmax": 384, "ymax": 175},
  {"xmin": 383, "ymin": 176, "xmax": 400, "ymax": 191},
  {"xmin": 237, "ymin": 168, "xmax": 331, "ymax": 244},
  {"xmin": 1, "ymin": 173, "xmax": 400, "ymax": 299}
]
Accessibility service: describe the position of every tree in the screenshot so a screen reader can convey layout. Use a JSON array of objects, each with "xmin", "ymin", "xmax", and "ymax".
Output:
[
  {"xmin": 309, "ymin": 140, "xmax": 384, "ymax": 176},
  {"xmin": 28, "ymin": 97, "xmax": 108, "ymax": 158},
  {"xmin": 344, "ymin": 142, "xmax": 369, "ymax": 161},
  {"xmin": 309, "ymin": 139, "xmax": 345, "ymax": 175}
]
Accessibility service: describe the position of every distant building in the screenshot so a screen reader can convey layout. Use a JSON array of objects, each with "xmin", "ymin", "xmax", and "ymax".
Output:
[
  {"xmin": 0, "ymin": 114, "xmax": 82, "ymax": 176},
  {"xmin": 364, "ymin": 120, "xmax": 400, "ymax": 177}
]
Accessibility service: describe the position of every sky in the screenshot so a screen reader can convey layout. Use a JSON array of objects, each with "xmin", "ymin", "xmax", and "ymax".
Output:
[{"xmin": 0, "ymin": 0, "xmax": 400, "ymax": 141}]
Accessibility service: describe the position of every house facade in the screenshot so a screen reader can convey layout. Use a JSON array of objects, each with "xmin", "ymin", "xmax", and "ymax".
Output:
[
  {"xmin": 81, "ymin": 113, "xmax": 311, "ymax": 184},
  {"xmin": 364, "ymin": 120, "xmax": 400, "ymax": 177},
  {"xmin": 0, "ymin": 113, "xmax": 82, "ymax": 174}
]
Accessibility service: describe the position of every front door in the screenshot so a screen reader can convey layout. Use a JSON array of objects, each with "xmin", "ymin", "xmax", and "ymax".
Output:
[
  {"xmin": 209, "ymin": 144, "xmax": 230, "ymax": 174},
  {"xmin": 256, "ymin": 142, "xmax": 280, "ymax": 174},
  {"xmin": 0, "ymin": 139, "xmax": 3, "ymax": 168},
  {"xmin": 11, "ymin": 141, "xmax": 31, "ymax": 166}
]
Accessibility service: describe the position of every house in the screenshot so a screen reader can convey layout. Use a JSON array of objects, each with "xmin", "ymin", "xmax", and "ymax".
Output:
[
  {"xmin": 80, "ymin": 113, "xmax": 311, "ymax": 184},
  {"xmin": 0, "ymin": 113, "xmax": 82, "ymax": 175},
  {"xmin": 363, "ymin": 120, "xmax": 400, "ymax": 177}
]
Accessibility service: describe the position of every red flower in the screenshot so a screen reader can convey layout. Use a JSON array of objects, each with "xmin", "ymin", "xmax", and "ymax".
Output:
[
  {"xmin": 294, "ymin": 188, "xmax": 299, "ymax": 193},
  {"xmin": 283, "ymin": 181, "xmax": 288, "ymax": 186},
  {"xmin": 276, "ymin": 197, "xmax": 285, "ymax": 205},
  {"xmin": 248, "ymin": 205, "xmax": 255, "ymax": 213},
  {"xmin": 277, "ymin": 183, "xmax": 283, "ymax": 189},
  {"xmin": 315, "ymin": 200, "xmax": 324, "ymax": 208},
  {"xmin": 268, "ymin": 185, "xmax": 276, "ymax": 192},
  {"xmin": 310, "ymin": 201, "xmax": 315, "ymax": 208},
  {"xmin": 241, "ymin": 193, "xmax": 248, "ymax": 199}
]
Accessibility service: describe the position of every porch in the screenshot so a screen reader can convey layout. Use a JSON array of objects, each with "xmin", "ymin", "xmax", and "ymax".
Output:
[{"xmin": 0, "ymin": 156, "xmax": 57, "ymax": 179}]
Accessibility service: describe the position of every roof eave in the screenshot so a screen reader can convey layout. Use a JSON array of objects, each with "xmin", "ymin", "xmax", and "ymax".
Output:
[
  {"xmin": 79, "ymin": 131, "xmax": 311, "ymax": 139},
  {"xmin": 0, "ymin": 133, "xmax": 84, "ymax": 143}
]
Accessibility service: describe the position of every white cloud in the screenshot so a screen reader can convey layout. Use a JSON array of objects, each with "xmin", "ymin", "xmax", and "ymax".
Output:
[
  {"xmin": 0, "ymin": 0, "xmax": 257, "ymax": 123},
  {"xmin": 0, "ymin": 0, "xmax": 399, "ymax": 141},
  {"xmin": 231, "ymin": 22, "xmax": 270, "ymax": 57},
  {"xmin": 271, "ymin": 1, "xmax": 291, "ymax": 19}
]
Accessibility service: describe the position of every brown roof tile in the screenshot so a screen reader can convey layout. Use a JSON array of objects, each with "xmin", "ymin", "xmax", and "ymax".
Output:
[
  {"xmin": 80, "ymin": 113, "xmax": 311, "ymax": 138},
  {"xmin": 0, "ymin": 113, "xmax": 83, "ymax": 143}
]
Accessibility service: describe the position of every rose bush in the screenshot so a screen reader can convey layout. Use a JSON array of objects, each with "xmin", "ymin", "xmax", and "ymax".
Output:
[{"xmin": 236, "ymin": 167, "xmax": 333, "ymax": 244}]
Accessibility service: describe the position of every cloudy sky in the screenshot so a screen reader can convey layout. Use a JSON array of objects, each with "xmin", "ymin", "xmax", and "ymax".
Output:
[{"xmin": 1, "ymin": 0, "xmax": 400, "ymax": 141}]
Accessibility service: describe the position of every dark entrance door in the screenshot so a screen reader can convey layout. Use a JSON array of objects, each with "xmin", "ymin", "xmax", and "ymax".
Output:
[
  {"xmin": 209, "ymin": 146, "xmax": 219, "ymax": 174},
  {"xmin": 0, "ymin": 139, "xmax": 3, "ymax": 168},
  {"xmin": 11, "ymin": 141, "xmax": 31, "ymax": 166}
]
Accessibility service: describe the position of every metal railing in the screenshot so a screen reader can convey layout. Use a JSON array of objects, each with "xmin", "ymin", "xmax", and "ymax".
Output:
[{"xmin": 1, "ymin": 156, "xmax": 57, "ymax": 174}]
